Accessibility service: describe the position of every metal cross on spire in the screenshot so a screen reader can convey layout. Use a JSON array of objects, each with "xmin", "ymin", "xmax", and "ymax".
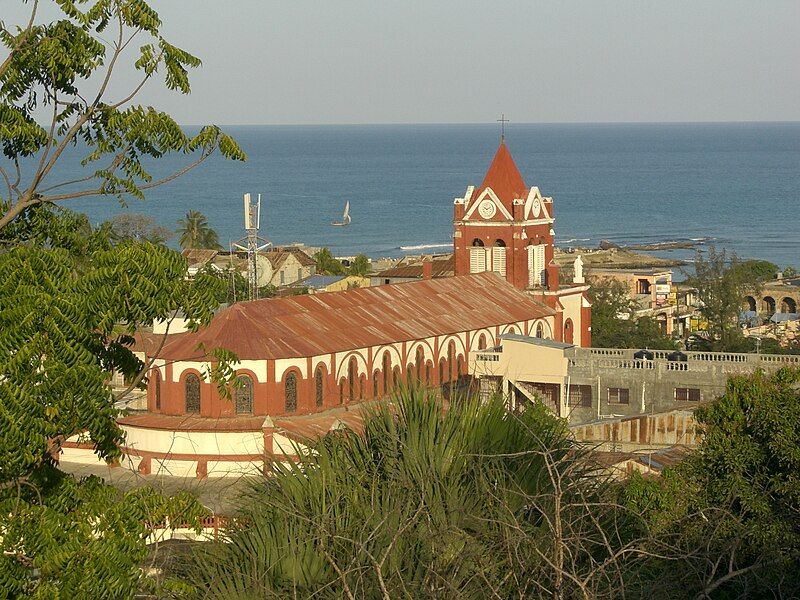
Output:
[{"xmin": 497, "ymin": 113, "xmax": 510, "ymax": 141}]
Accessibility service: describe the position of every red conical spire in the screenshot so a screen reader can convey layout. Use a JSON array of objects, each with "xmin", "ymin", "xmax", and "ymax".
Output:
[{"xmin": 476, "ymin": 142, "xmax": 528, "ymax": 206}]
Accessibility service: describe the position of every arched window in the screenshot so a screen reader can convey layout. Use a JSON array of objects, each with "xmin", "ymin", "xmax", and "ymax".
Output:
[
  {"xmin": 315, "ymin": 367, "xmax": 324, "ymax": 407},
  {"xmin": 763, "ymin": 296, "xmax": 776, "ymax": 314},
  {"xmin": 781, "ymin": 297, "xmax": 797, "ymax": 313},
  {"xmin": 425, "ymin": 362, "xmax": 431, "ymax": 385},
  {"xmin": 185, "ymin": 373, "xmax": 200, "ymax": 414},
  {"xmin": 507, "ymin": 326, "xmax": 518, "ymax": 335},
  {"xmin": 382, "ymin": 352, "xmax": 391, "ymax": 393},
  {"xmin": 457, "ymin": 356, "xmax": 464, "ymax": 378},
  {"xmin": 284, "ymin": 373, "xmax": 297, "ymax": 413},
  {"xmin": 478, "ymin": 334, "xmax": 487, "ymax": 350},
  {"xmin": 470, "ymin": 238, "xmax": 487, "ymax": 273},
  {"xmin": 564, "ymin": 319, "xmax": 574, "ymax": 344},
  {"xmin": 407, "ymin": 367, "xmax": 414, "ymax": 388},
  {"xmin": 393, "ymin": 366, "xmax": 401, "ymax": 389},
  {"xmin": 359, "ymin": 374, "xmax": 366, "ymax": 400},
  {"xmin": 439, "ymin": 358, "xmax": 446, "ymax": 384},
  {"xmin": 348, "ymin": 357, "xmax": 357, "ymax": 402},
  {"xmin": 743, "ymin": 296, "xmax": 757, "ymax": 312},
  {"xmin": 492, "ymin": 239, "xmax": 507, "ymax": 276},
  {"xmin": 235, "ymin": 375, "xmax": 253, "ymax": 414},
  {"xmin": 154, "ymin": 370, "xmax": 161, "ymax": 411},
  {"xmin": 416, "ymin": 346, "xmax": 425, "ymax": 380},
  {"xmin": 373, "ymin": 370, "xmax": 379, "ymax": 397},
  {"xmin": 536, "ymin": 322, "xmax": 544, "ymax": 338},
  {"xmin": 448, "ymin": 341, "xmax": 456, "ymax": 381}
]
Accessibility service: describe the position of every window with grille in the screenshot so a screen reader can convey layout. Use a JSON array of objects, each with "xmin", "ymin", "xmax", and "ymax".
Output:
[
  {"xmin": 536, "ymin": 323, "xmax": 544, "ymax": 338},
  {"xmin": 607, "ymin": 387, "xmax": 629, "ymax": 405},
  {"xmin": 235, "ymin": 375, "xmax": 253, "ymax": 414},
  {"xmin": 315, "ymin": 368, "xmax": 324, "ymax": 407},
  {"xmin": 154, "ymin": 370, "xmax": 161, "ymax": 410},
  {"xmin": 527, "ymin": 244, "xmax": 546, "ymax": 287},
  {"xmin": 492, "ymin": 244, "xmax": 506, "ymax": 276},
  {"xmin": 675, "ymin": 387, "xmax": 700, "ymax": 402},
  {"xmin": 285, "ymin": 373, "xmax": 297, "ymax": 412},
  {"xmin": 568, "ymin": 385, "xmax": 593, "ymax": 407},
  {"xmin": 185, "ymin": 373, "xmax": 200, "ymax": 413}
]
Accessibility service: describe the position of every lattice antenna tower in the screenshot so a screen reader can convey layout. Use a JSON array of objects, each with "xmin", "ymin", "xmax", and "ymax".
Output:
[{"xmin": 233, "ymin": 193, "xmax": 271, "ymax": 300}]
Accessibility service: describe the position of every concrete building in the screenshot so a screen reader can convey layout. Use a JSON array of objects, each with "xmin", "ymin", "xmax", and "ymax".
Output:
[
  {"xmin": 588, "ymin": 268, "xmax": 676, "ymax": 336},
  {"xmin": 473, "ymin": 335, "xmax": 800, "ymax": 426}
]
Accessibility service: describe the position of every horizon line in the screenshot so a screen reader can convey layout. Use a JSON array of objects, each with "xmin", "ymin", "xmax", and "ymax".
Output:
[{"xmin": 178, "ymin": 119, "xmax": 800, "ymax": 127}]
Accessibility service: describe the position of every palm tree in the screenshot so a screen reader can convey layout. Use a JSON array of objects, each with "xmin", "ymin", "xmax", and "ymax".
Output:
[
  {"xmin": 185, "ymin": 388, "xmax": 628, "ymax": 598},
  {"xmin": 176, "ymin": 210, "xmax": 221, "ymax": 250}
]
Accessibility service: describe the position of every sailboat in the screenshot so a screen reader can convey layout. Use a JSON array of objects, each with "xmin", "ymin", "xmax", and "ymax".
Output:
[{"xmin": 331, "ymin": 201, "xmax": 352, "ymax": 226}]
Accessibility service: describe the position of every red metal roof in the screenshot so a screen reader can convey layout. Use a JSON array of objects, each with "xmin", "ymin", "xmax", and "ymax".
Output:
[
  {"xmin": 156, "ymin": 272, "xmax": 554, "ymax": 361},
  {"xmin": 476, "ymin": 142, "xmax": 529, "ymax": 207},
  {"xmin": 375, "ymin": 255, "xmax": 454, "ymax": 279}
]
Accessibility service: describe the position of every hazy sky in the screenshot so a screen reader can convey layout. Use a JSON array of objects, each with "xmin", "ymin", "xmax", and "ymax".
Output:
[{"xmin": 5, "ymin": 1, "xmax": 800, "ymax": 124}]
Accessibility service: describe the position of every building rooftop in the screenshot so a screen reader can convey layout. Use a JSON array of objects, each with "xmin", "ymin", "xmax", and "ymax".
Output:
[
  {"xmin": 374, "ymin": 254, "xmax": 454, "ymax": 279},
  {"xmin": 156, "ymin": 272, "xmax": 555, "ymax": 361}
]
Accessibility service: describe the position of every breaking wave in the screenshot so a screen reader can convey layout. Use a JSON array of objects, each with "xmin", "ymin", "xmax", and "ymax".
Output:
[{"xmin": 399, "ymin": 243, "xmax": 452, "ymax": 251}]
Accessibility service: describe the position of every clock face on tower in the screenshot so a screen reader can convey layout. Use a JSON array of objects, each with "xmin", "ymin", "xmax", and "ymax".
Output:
[
  {"xmin": 478, "ymin": 199, "xmax": 497, "ymax": 219},
  {"xmin": 532, "ymin": 198, "xmax": 541, "ymax": 218}
]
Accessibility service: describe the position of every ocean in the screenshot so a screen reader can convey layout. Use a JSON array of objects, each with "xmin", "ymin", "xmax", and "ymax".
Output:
[{"xmin": 60, "ymin": 122, "xmax": 800, "ymax": 267}]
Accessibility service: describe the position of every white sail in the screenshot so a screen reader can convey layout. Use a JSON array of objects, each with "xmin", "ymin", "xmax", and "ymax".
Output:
[{"xmin": 342, "ymin": 201, "xmax": 351, "ymax": 223}]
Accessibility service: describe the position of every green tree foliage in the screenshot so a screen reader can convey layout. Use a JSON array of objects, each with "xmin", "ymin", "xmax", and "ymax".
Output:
[
  {"xmin": 176, "ymin": 210, "xmax": 221, "ymax": 250},
  {"xmin": 348, "ymin": 253, "xmax": 371, "ymax": 276},
  {"xmin": 188, "ymin": 389, "xmax": 644, "ymax": 598},
  {"xmin": 0, "ymin": 0, "xmax": 245, "ymax": 229},
  {"xmin": 623, "ymin": 367, "xmax": 800, "ymax": 597},
  {"xmin": 102, "ymin": 212, "xmax": 173, "ymax": 244},
  {"xmin": 0, "ymin": 466, "xmax": 207, "ymax": 598},
  {"xmin": 685, "ymin": 247, "xmax": 764, "ymax": 351},
  {"xmin": 588, "ymin": 278, "xmax": 676, "ymax": 349},
  {"xmin": 729, "ymin": 259, "xmax": 779, "ymax": 283},
  {"xmin": 314, "ymin": 247, "xmax": 345, "ymax": 275},
  {"xmin": 0, "ymin": 1, "xmax": 244, "ymax": 595}
]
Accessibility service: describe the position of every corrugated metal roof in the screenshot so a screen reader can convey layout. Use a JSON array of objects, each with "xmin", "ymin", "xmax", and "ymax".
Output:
[
  {"xmin": 375, "ymin": 255, "xmax": 454, "ymax": 279},
  {"xmin": 157, "ymin": 272, "xmax": 555, "ymax": 361}
]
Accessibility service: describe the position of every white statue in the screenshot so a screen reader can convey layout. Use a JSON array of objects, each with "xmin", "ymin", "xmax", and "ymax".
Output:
[{"xmin": 573, "ymin": 255, "xmax": 585, "ymax": 284}]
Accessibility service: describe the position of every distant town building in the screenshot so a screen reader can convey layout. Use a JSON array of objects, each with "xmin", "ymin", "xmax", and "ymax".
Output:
[
  {"xmin": 588, "ymin": 268, "xmax": 676, "ymax": 335},
  {"xmin": 371, "ymin": 254, "xmax": 454, "ymax": 286},
  {"xmin": 303, "ymin": 274, "xmax": 369, "ymax": 294},
  {"xmin": 182, "ymin": 246, "xmax": 316, "ymax": 288}
]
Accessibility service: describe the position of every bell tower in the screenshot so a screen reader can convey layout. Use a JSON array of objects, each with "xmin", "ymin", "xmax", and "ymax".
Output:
[{"xmin": 453, "ymin": 141, "xmax": 559, "ymax": 292}]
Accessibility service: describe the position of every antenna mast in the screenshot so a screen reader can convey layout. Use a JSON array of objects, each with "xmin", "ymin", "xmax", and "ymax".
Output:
[{"xmin": 233, "ymin": 193, "xmax": 271, "ymax": 300}]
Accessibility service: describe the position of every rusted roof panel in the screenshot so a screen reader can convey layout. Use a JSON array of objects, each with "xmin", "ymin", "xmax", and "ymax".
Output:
[{"xmin": 156, "ymin": 272, "xmax": 555, "ymax": 361}]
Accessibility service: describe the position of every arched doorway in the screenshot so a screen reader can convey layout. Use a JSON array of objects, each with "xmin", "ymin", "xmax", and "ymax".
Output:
[
  {"xmin": 743, "ymin": 296, "xmax": 757, "ymax": 312},
  {"xmin": 762, "ymin": 296, "xmax": 776, "ymax": 314},
  {"xmin": 781, "ymin": 297, "xmax": 797, "ymax": 313}
]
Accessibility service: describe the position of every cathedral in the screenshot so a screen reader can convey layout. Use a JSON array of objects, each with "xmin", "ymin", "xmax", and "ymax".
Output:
[{"xmin": 76, "ymin": 141, "xmax": 592, "ymax": 477}]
